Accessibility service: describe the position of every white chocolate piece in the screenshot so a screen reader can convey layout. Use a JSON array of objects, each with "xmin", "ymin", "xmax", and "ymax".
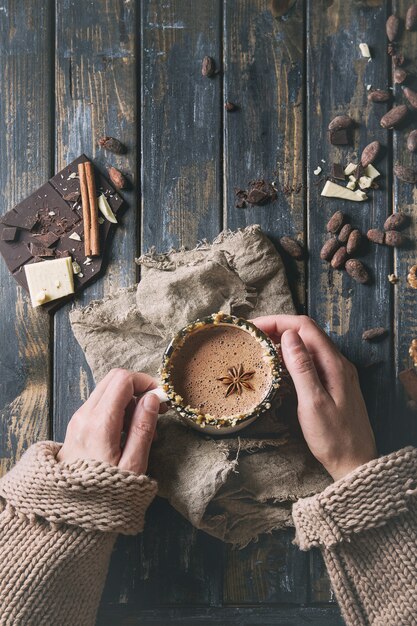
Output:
[
  {"xmin": 72, "ymin": 261, "xmax": 82, "ymax": 275},
  {"xmin": 321, "ymin": 180, "xmax": 368, "ymax": 201},
  {"xmin": 358, "ymin": 175, "xmax": 372, "ymax": 189},
  {"xmin": 346, "ymin": 180, "xmax": 356, "ymax": 190},
  {"xmin": 344, "ymin": 162, "xmax": 357, "ymax": 176},
  {"xmin": 364, "ymin": 164, "xmax": 380, "ymax": 180},
  {"xmin": 359, "ymin": 43, "xmax": 371, "ymax": 59},
  {"xmin": 68, "ymin": 232, "xmax": 82, "ymax": 241},
  {"xmin": 98, "ymin": 194, "xmax": 118, "ymax": 224},
  {"xmin": 24, "ymin": 257, "xmax": 74, "ymax": 308},
  {"xmin": 314, "ymin": 166, "xmax": 322, "ymax": 175}
]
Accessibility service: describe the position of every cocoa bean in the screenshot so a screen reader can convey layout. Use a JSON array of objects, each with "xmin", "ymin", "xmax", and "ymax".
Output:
[
  {"xmin": 386, "ymin": 15, "xmax": 400, "ymax": 42},
  {"xmin": 202, "ymin": 56, "xmax": 216, "ymax": 77},
  {"xmin": 326, "ymin": 210, "xmax": 344, "ymax": 234},
  {"xmin": 407, "ymin": 129, "xmax": 417, "ymax": 152},
  {"xmin": 362, "ymin": 327, "xmax": 388, "ymax": 341},
  {"xmin": 107, "ymin": 166, "xmax": 127, "ymax": 190},
  {"xmin": 393, "ymin": 68, "xmax": 408, "ymax": 84},
  {"xmin": 367, "ymin": 229, "xmax": 385, "ymax": 245},
  {"xmin": 328, "ymin": 115, "xmax": 354, "ymax": 131},
  {"xmin": 279, "ymin": 236, "xmax": 303, "ymax": 259},
  {"xmin": 385, "ymin": 230, "xmax": 406, "ymax": 247},
  {"xmin": 367, "ymin": 89, "xmax": 392, "ymax": 102},
  {"xmin": 330, "ymin": 246, "xmax": 349, "ymax": 269},
  {"xmin": 320, "ymin": 237, "xmax": 340, "ymax": 261},
  {"xmin": 406, "ymin": 4, "xmax": 417, "ymax": 30},
  {"xmin": 384, "ymin": 212, "xmax": 408, "ymax": 231},
  {"xmin": 346, "ymin": 229, "xmax": 362, "ymax": 255},
  {"xmin": 98, "ymin": 136, "xmax": 126, "ymax": 155},
  {"xmin": 338, "ymin": 223, "xmax": 353, "ymax": 243},
  {"xmin": 345, "ymin": 259, "xmax": 370, "ymax": 284},
  {"xmin": 403, "ymin": 87, "xmax": 417, "ymax": 109},
  {"xmin": 360, "ymin": 141, "xmax": 381, "ymax": 167},
  {"xmin": 380, "ymin": 105, "xmax": 408, "ymax": 129},
  {"xmin": 394, "ymin": 164, "xmax": 417, "ymax": 184},
  {"xmin": 399, "ymin": 368, "xmax": 417, "ymax": 403},
  {"xmin": 393, "ymin": 53, "xmax": 405, "ymax": 67}
]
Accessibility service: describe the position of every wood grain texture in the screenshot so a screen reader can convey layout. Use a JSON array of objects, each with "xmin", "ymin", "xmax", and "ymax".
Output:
[
  {"xmin": 141, "ymin": 0, "xmax": 222, "ymax": 251},
  {"xmin": 306, "ymin": 0, "xmax": 392, "ymax": 601},
  {"xmin": 96, "ymin": 605, "xmax": 344, "ymax": 625},
  {"xmin": 391, "ymin": 0, "xmax": 417, "ymax": 450},
  {"xmin": 0, "ymin": 0, "xmax": 53, "ymax": 476},
  {"xmin": 223, "ymin": 0, "xmax": 306, "ymax": 308},
  {"xmin": 222, "ymin": 0, "xmax": 309, "ymax": 606}
]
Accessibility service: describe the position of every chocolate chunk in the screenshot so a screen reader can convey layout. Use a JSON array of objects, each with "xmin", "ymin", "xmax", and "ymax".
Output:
[
  {"xmin": 331, "ymin": 164, "xmax": 345, "ymax": 180},
  {"xmin": 63, "ymin": 191, "xmax": 81, "ymax": 202},
  {"xmin": 1, "ymin": 227, "xmax": 17, "ymax": 241},
  {"xmin": 353, "ymin": 164, "xmax": 366, "ymax": 180},
  {"xmin": 329, "ymin": 129, "xmax": 350, "ymax": 145},
  {"xmin": 28, "ymin": 242, "xmax": 55, "ymax": 257},
  {"xmin": 1, "ymin": 209, "xmax": 38, "ymax": 231},
  {"xmin": 31, "ymin": 231, "xmax": 60, "ymax": 247}
]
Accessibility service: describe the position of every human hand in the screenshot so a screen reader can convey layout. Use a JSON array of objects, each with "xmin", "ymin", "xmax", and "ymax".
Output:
[
  {"xmin": 57, "ymin": 368, "xmax": 163, "ymax": 474},
  {"xmin": 253, "ymin": 315, "xmax": 377, "ymax": 481}
]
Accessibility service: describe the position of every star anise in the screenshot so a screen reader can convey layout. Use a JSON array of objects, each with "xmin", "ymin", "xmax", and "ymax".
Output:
[{"xmin": 217, "ymin": 364, "xmax": 255, "ymax": 397}]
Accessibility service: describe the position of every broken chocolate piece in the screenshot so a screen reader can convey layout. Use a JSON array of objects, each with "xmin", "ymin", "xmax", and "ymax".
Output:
[
  {"xmin": 331, "ymin": 164, "xmax": 345, "ymax": 180},
  {"xmin": 1, "ymin": 227, "xmax": 17, "ymax": 241},
  {"xmin": 63, "ymin": 191, "xmax": 81, "ymax": 202},
  {"xmin": 1, "ymin": 209, "xmax": 38, "ymax": 231},
  {"xmin": 31, "ymin": 231, "xmax": 60, "ymax": 247},
  {"xmin": 329, "ymin": 129, "xmax": 350, "ymax": 145},
  {"xmin": 28, "ymin": 242, "xmax": 55, "ymax": 257}
]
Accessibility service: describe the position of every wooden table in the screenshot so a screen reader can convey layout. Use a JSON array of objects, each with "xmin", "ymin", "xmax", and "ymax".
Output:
[{"xmin": 1, "ymin": 1, "xmax": 416, "ymax": 624}]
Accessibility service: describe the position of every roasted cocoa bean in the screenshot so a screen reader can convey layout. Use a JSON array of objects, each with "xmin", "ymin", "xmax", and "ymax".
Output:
[
  {"xmin": 384, "ymin": 212, "xmax": 408, "ymax": 231},
  {"xmin": 338, "ymin": 223, "xmax": 353, "ymax": 244},
  {"xmin": 345, "ymin": 259, "xmax": 370, "ymax": 284},
  {"xmin": 394, "ymin": 164, "xmax": 417, "ymax": 184},
  {"xmin": 279, "ymin": 236, "xmax": 303, "ymax": 259},
  {"xmin": 346, "ymin": 229, "xmax": 362, "ymax": 255},
  {"xmin": 202, "ymin": 56, "xmax": 216, "ymax": 77},
  {"xmin": 361, "ymin": 140, "xmax": 381, "ymax": 167},
  {"xmin": 368, "ymin": 89, "xmax": 392, "ymax": 102},
  {"xmin": 107, "ymin": 166, "xmax": 127, "ymax": 190},
  {"xmin": 367, "ymin": 229, "xmax": 385, "ymax": 245},
  {"xmin": 330, "ymin": 246, "xmax": 349, "ymax": 269},
  {"xmin": 320, "ymin": 237, "xmax": 340, "ymax": 261},
  {"xmin": 385, "ymin": 230, "xmax": 406, "ymax": 247},
  {"xmin": 380, "ymin": 105, "xmax": 408, "ymax": 129},
  {"xmin": 326, "ymin": 210, "xmax": 344, "ymax": 234},
  {"xmin": 393, "ymin": 68, "xmax": 408, "ymax": 84},
  {"xmin": 98, "ymin": 136, "xmax": 126, "ymax": 155},
  {"xmin": 328, "ymin": 115, "xmax": 353, "ymax": 131},
  {"xmin": 386, "ymin": 14, "xmax": 400, "ymax": 42},
  {"xmin": 406, "ymin": 4, "xmax": 417, "ymax": 30},
  {"xmin": 362, "ymin": 327, "xmax": 388, "ymax": 341},
  {"xmin": 403, "ymin": 87, "xmax": 417, "ymax": 109},
  {"xmin": 407, "ymin": 129, "xmax": 417, "ymax": 152}
]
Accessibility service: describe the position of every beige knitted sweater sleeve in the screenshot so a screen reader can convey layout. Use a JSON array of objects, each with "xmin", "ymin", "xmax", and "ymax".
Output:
[
  {"xmin": 292, "ymin": 446, "xmax": 417, "ymax": 626},
  {"xmin": 0, "ymin": 441, "xmax": 157, "ymax": 626}
]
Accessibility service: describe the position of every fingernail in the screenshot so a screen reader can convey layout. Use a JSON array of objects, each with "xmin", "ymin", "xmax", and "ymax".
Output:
[
  {"xmin": 143, "ymin": 392, "xmax": 160, "ymax": 412},
  {"xmin": 282, "ymin": 330, "xmax": 302, "ymax": 348}
]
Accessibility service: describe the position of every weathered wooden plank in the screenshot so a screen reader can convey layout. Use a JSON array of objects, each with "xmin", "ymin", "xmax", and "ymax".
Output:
[
  {"xmin": 137, "ymin": 0, "xmax": 224, "ymax": 608},
  {"xmin": 0, "ymin": 0, "xmax": 53, "ymax": 475},
  {"xmin": 306, "ymin": 0, "xmax": 392, "ymax": 600},
  {"xmin": 96, "ymin": 605, "xmax": 344, "ymax": 626},
  {"xmin": 141, "ymin": 0, "xmax": 222, "ymax": 251},
  {"xmin": 391, "ymin": 0, "xmax": 417, "ymax": 450},
  {"xmin": 223, "ymin": 531, "xmax": 308, "ymax": 605},
  {"xmin": 222, "ymin": 0, "xmax": 308, "ymax": 606}
]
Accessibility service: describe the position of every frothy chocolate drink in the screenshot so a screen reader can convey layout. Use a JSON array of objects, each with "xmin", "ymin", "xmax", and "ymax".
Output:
[{"xmin": 170, "ymin": 324, "xmax": 273, "ymax": 419}]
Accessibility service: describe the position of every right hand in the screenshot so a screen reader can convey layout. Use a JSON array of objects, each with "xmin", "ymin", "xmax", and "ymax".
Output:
[{"xmin": 253, "ymin": 315, "xmax": 377, "ymax": 481}]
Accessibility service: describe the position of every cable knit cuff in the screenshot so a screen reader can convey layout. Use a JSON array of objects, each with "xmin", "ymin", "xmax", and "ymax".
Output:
[
  {"xmin": 0, "ymin": 441, "xmax": 158, "ymax": 534},
  {"xmin": 292, "ymin": 446, "xmax": 417, "ymax": 550}
]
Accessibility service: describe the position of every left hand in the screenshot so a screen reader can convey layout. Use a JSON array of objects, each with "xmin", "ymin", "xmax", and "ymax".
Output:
[{"xmin": 57, "ymin": 368, "xmax": 164, "ymax": 474}]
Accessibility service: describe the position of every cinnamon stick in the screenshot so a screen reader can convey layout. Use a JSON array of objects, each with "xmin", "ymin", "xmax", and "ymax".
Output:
[
  {"xmin": 78, "ymin": 162, "xmax": 91, "ymax": 256},
  {"xmin": 84, "ymin": 161, "xmax": 100, "ymax": 256}
]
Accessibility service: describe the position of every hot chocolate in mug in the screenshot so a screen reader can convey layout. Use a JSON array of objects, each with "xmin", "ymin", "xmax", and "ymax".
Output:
[{"xmin": 150, "ymin": 312, "xmax": 284, "ymax": 435}]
